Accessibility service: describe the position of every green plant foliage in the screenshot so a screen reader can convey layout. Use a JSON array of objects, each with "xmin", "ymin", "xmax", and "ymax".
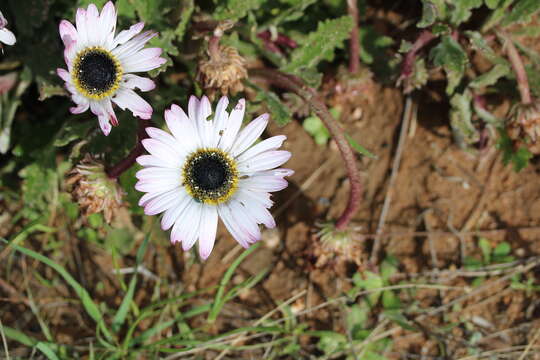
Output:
[
  {"xmin": 282, "ymin": 16, "xmax": 353, "ymax": 77},
  {"xmin": 214, "ymin": 0, "xmax": 265, "ymax": 21},
  {"xmin": 430, "ymin": 35, "xmax": 468, "ymax": 94},
  {"xmin": 501, "ymin": 0, "xmax": 540, "ymax": 26}
]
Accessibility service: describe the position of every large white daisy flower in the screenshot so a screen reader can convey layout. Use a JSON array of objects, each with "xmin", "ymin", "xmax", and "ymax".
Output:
[
  {"xmin": 135, "ymin": 96, "xmax": 293, "ymax": 259},
  {"xmin": 57, "ymin": 1, "xmax": 166, "ymax": 135},
  {"xmin": 0, "ymin": 10, "xmax": 16, "ymax": 46}
]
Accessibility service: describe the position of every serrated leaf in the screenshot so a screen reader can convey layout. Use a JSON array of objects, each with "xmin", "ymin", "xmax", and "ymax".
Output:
[
  {"xmin": 497, "ymin": 127, "xmax": 533, "ymax": 172},
  {"xmin": 252, "ymin": 84, "xmax": 292, "ymax": 126},
  {"xmin": 418, "ymin": 1, "xmax": 438, "ymax": 28},
  {"xmin": 282, "ymin": 16, "xmax": 353, "ymax": 74},
  {"xmin": 214, "ymin": 0, "xmax": 265, "ymax": 21},
  {"xmin": 175, "ymin": 0, "xmax": 194, "ymax": 40},
  {"xmin": 265, "ymin": 0, "xmax": 317, "ymax": 26},
  {"xmin": 482, "ymin": 0, "xmax": 514, "ymax": 31},
  {"xmin": 148, "ymin": 29, "xmax": 178, "ymax": 77},
  {"xmin": 430, "ymin": 35, "xmax": 468, "ymax": 94},
  {"xmin": 470, "ymin": 63, "xmax": 510, "ymax": 88},
  {"xmin": 449, "ymin": 90, "xmax": 479, "ymax": 147},
  {"xmin": 398, "ymin": 40, "xmax": 413, "ymax": 53},
  {"xmin": 502, "ymin": 0, "xmax": 540, "ymax": 27},
  {"xmin": 485, "ymin": 0, "xmax": 501, "ymax": 9},
  {"xmin": 450, "ymin": 0, "xmax": 483, "ymax": 25},
  {"xmin": 54, "ymin": 120, "xmax": 94, "ymax": 147},
  {"xmin": 493, "ymin": 242, "xmax": 511, "ymax": 257}
]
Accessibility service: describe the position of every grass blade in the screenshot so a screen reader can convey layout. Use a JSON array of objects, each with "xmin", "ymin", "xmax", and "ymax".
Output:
[
  {"xmin": 0, "ymin": 239, "xmax": 115, "ymax": 344},
  {"xmin": 207, "ymin": 242, "xmax": 261, "ymax": 323},
  {"xmin": 111, "ymin": 233, "xmax": 151, "ymax": 332}
]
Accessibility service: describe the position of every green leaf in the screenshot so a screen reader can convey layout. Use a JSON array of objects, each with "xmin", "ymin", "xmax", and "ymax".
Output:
[
  {"xmin": 382, "ymin": 290, "xmax": 402, "ymax": 310},
  {"xmin": 466, "ymin": 31, "xmax": 508, "ymax": 66},
  {"xmin": 265, "ymin": 0, "xmax": 317, "ymax": 26},
  {"xmin": 346, "ymin": 134, "xmax": 377, "ymax": 159},
  {"xmin": 214, "ymin": 0, "xmax": 265, "ymax": 21},
  {"xmin": 1, "ymin": 239, "xmax": 114, "ymax": 343},
  {"xmin": 354, "ymin": 271, "xmax": 384, "ymax": 306},
  {"xmin": 493, "ymin": 242, "xmax": 511, "ymax": 257},
  {"xmin": 478, "ymin": 237, "xmax": 492, "ymax": 263},
  {"xmin": 148, "ymin": 29, "xmax": 178, "ymax": 77},
  {"xmin": 481, "ymin": 0, "xmax": 514, "ymax": 31},
  {"xmin": 449, "ymin": 0, "xmax": 483, "ymax": 25},
  {"xmin": 303, "ymin": 116, "xmax": 330, "ymax": 145},
  {"xmin": 470, "ymin": 63, "xmax": 511, "ymax": 89},
  {"xmin": 449, "ymin": 90, "xmax": 479, "ymax": 147},
  {"xmin": 502, "ymin": 0, "xmax": 540, "ymax": 27},
  {"xmin": 497, "ymin": 127, "xmax": 533, "ymax": 172},
  {"xmin": 418, "ymin": 1, "xmax": 438, "ymax": 28},
  {"xmin": 208, "ymin": 242, "xmax": 261, "ymax": 323},
  {"xmin": 430, "ymin": 35, "xmax": 468, "ymax": 94},
  {"xmin": 53, "ymin": 120, "xmax": 94, "ymax": 147},
  {"xmin": 380, "ymin": 255, "xmax": 399, "ymax": 281},
  {"xmin": 111, "ymin": 233, "xmax": 151, "ymax": 332},
  {"xmin": 36, "ymin": 342, "xmax": 60, "ymax": 360},
  {"xmin": 252, "ymin": 84, "xmax": 292, "ymax": 126},
  {"xmin": 383, "ymin": 310, "xmax": 417, "ymax": 331},
  {"xmin": 282, "ymin": 16, "xmax": 353, "ymax": 74},
  {"xmin": 316, "ymin": 331, "xmax": 347, "ymax": 355},
  {"xmin": 485, "ymin": 0, "xmax": 501, "ymax": 9}
]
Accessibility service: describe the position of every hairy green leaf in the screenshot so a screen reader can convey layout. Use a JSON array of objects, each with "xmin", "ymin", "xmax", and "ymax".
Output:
[
  {"xmin": 282, "ymin": 16, "xmax": 353, "ymax": 74},
  {"xmin": 418, "ymin": 1, "xmax": 438, "ymax": 28},
  {"xmin": 470, "ymin": 63, "xmax": 510, "ymax": 88},
  {"xmin": 450, "ymin": 0, "xmax": 483, "ymax": 25},
  {"xmin": 430, "ymin": 35, "xmax": 468, "ymax": 94},
  {"xmin": 214, "ymin": 0, "xmax": 265, "ymax": 21},
  {"xmin": 502, "ymin": 0, "xmax": 540, "ymax": 26}
]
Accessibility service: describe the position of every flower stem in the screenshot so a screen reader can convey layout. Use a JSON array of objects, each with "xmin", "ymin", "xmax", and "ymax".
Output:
[
  {"xmin": 347, "ymin": 0, "xmax": 360, "ymax": 74},
  {"xmin": 249, "ymin": 68, "xmax": 362, "ymax": 230},
  {"xmin": 398, "ymin": 30, "xmax": 436, "ymax": 91},
  {"xmin": 500, "ymin": 32, "xmax": 532, "ymax": 104},
  {"xmin": 106, "ymin": 119, "xmax": 150, "ymax": 179}
]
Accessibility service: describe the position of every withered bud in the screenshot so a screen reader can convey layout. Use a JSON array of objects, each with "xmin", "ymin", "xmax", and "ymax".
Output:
[
  {"xmin": 66, "ymin": 154, "xmax": 123, "ymax": 224},
  {"xmin": 506, "ymin": 100, "xmax": 540, "ymax": 154},
  {"xmin": 197, "ymin": 45, "xmax": 247, "ymax": 100}
]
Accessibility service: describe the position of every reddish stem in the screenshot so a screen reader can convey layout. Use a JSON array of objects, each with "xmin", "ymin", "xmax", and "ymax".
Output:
[
  {"xmin": 208, "ymin": 35, "xmax": 221, "ymax": 59},
  {"xmin": 399, "ymin": 30, "xmax": 436, "ymax": 80},
  {"xmin": 347, "ymin": 0, "xmax": 360, "ymax": 74},
  {"xmin": 502, "ymin": 33, "xmax": 532, "ymax": 104},
  {"xmin": 250, "ymin": 68, "xmax": 362, "ymax": 230},
  {"xmin": 106, "ymin": 119, "xmax": 150, "ymax": 179}
]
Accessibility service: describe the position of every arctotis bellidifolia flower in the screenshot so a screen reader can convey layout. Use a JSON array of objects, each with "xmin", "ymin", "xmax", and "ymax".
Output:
[
  {"xmin": 0, "ymin": 10, "xmax": 16, "ymax": 46},
  {"xmin": 57, "ymin": 1, "xmax": 166, "ymax": 135},
  {"xmin": 135, "ymin": 96, "xmax": 293, "ymax": 259}
]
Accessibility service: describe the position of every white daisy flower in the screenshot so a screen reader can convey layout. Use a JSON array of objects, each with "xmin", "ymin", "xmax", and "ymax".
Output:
[
  {"xmin": 135, "ymin": 96, "xmax": 293, "ymax": 259},
  {"xmin": 56, "ymin": 1, "xmax": 166, "ymax": 135},
  {"xmin": 0, "ymin": 10, "xmax": 16, "ymax": 46}
]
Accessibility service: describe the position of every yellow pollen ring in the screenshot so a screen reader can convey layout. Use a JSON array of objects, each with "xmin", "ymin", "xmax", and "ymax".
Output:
[
  {"xmin": 182, "ymin": 148, "xmax": 238, "ymax": 205},
  {"xmin": 71, "ymin": 46, "xmax": 123, "ymax": 100}
]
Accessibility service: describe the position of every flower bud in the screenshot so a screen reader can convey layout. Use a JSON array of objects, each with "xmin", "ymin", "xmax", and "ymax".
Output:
[
  {"xmin": 66, "ymin": 155, "xmax": 123, "ymax": 223},
  {"xmin": 506, "ymin": 100, "xmax": 540, "ymax": 154}
]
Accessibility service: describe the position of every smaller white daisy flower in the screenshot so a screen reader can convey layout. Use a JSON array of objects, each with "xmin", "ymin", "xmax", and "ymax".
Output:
[
  {"xmin": 0, "ymin": 10, "xmax": 16, "ymax": 46},
  {"xmin": 57, "ymin": 1, "xmax": 166, "ymax": 135},
  {"xmin": 135, "ymin": 96, "xmax": 293, "ymax": 259}
]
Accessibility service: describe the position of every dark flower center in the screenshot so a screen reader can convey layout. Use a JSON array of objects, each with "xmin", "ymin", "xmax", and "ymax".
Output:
[
  {"xmin": 183, "ymin": 149, "xmax": 238, "ymax": 204},
  {"xmin": 74, "ymin": 48, "xmax": 121, "ymax": 97}
]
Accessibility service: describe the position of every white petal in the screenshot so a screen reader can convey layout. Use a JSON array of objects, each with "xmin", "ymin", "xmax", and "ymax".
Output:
[
  {"xmin": 121, "ymin": 48, "xmax": 166, "ymax": 73},
  {"xmin": 160, "ymin": 191, "xmax": 191, "ymax": 230},
  {"xmin": 136, "ymin": 155, "xmax": 177, "ymax": 169},
  {"xmin": 198, "ymin": 206, "xmax": 219, "ymax": 259},
  {"xmin": 135, "ymin": 178, "xmax": 180, "ymax": 193},
  {"xmin": 0, "ymin": 28, "xmax": 15, "ymax": 46},
  {"xmin": 238, "ymin": 150, "xmax": 291, "ymax": 174},
  {"xmin": 235, "ymin": 188, "xmax": 273, "ymax": 208},
  {"xmin": 112, "ymin": 88, "xmax": 152, "ymax": 119},
  {"xmin": 236, "ymin": 191, "xmax": 276, "ymax": 228},
  {"xmin": 89, "ymin": 100, "xmax": 117, "ymax": 135},
  {"xmin": 236, "ymin": 135, "xmax": 286, "ymax": 163},
  {"xmin": 145, "ymin": 126, "xmax": 189, "ymax": 157},
  {"xmin": 170, "ymin": 200, "xmax": 202, "ymax": 249},
  {"xmin": 196, "ymin": 96, "xmax": 214, "ymax": 146},
  {"xmin": 56, "ymin": 68, "xmax": 70, "ymax": 82},
  {"xmin": 122, "ymin": 74, "xmax": 155, "ymax": 92},
  {"xmin": 59, "ymin": 20, "xmax": 77, "ymax": 46},
  {"xmin": 85, "ymin": 4, "xmax": 100, "ymax": 46},
  {"xmin": 99, "ymin": 1, "xmax": 117, "ymax": 47},
  {"xmin": 141, "ymin": 138, "xmax": 181, "ymax": 168},
  {"xmin": 219, "ymin": 98, "xmax": 245, "ymax": 152},
  {"xmin": 112, "ymin": 30, "xmax": 157, "ymax": 60},
  {"xmin": 239, "ymin": 175, "xmax": 289, "ymax": 193},
  {"xmin": 231, "ymin": 113, "xmax": 269, "ymax": 157},
  {"xmin": 165, "ymin": 104, "xmax": 200, "ymax": 150},
  {"xmin": 212, "ymin": 96, "xmax": 229, "ymax": 147},
  {"xmin": 143, "ymin": 188, "xmax": 184, "ymax": 216},
  {"xmin": 135, "ymin": 166, "xmax": 181, "ymax": 181},
  {"xmin": 75, "ymin": 8, "xmax": 88, "ymax": 45},
  {"xmin": 229, "ymin": 200, "xmax": 261, "ymax": 243},
  {"xmin": 217, "ymin": 204, "xmax": 250, "ymax": 248},
  {"xmin": 111, "ymin": 22, "xmax": 144, "ymax": 48}
]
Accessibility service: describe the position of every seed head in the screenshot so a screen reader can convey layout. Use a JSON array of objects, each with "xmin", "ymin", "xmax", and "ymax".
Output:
[
  {"xmin": 506, "ymin": 100, "xmax": 540, "ymax": 154},
  {"xmin": 66, "ymin": 155, "xmax": 123, "ymax": 223}
]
